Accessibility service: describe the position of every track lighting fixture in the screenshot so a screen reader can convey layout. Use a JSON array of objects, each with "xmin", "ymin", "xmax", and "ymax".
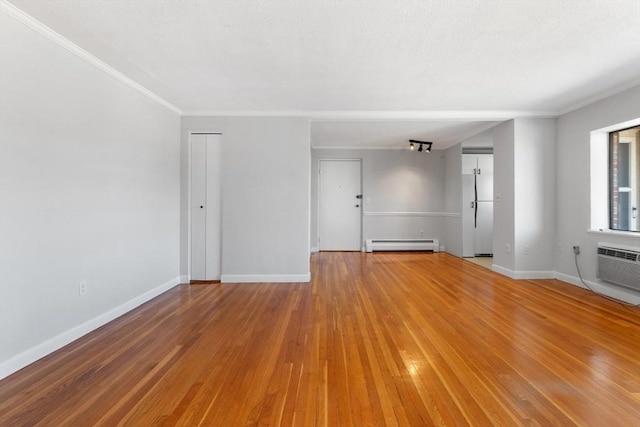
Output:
[{"xmin": 409, "ymin": 140, "xmax": 432, "ymax": 153}]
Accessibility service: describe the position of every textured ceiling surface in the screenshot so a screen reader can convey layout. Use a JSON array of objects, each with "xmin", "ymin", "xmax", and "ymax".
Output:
[{"xmin": 6, "ymin": 0, "xmax": 640, "ymax": 147}]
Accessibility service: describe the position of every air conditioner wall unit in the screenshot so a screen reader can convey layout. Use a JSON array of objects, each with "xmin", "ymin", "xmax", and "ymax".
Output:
[{"xmin": 596, "ymin": 244, "xmax": 640, "ymax": 291}]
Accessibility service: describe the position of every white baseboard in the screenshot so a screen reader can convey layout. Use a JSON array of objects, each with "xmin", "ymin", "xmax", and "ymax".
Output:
[
  {"xmin": 491, "ymin": 264, "xmax": 555, "ymax": 280},
  {"xmin": 514, "ymin": 270, "xmax": 556, "ymax": 279},
  {"xmin": 491, "ymin": 264, "xmax": 515, "ymax": 278},
  {"xmin": 491, "ymin": 267, "xmax": 639, "ymax": 304},
  {"xmin": 555, "ymin": 272, "xmax": 640, "ymax": 305},
  {"xmin": 310, "ymin": 247, "xmax": 319, "ymax": 254},
  {"xmin": 0, "ymin": 276, "xmax": 181, "ymax": 380},
  {"xmin": 555, "ymin": 272, "xmax": 594, "ymax": 289},
  {"xmin": 221, "ymin": 273, "xmax": 311, "ymax": 283}
]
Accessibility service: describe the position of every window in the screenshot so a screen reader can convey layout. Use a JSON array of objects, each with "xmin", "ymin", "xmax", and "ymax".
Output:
[{"xmin": 609, "ymin": 125, "xmax": 640, "ymax": 232}]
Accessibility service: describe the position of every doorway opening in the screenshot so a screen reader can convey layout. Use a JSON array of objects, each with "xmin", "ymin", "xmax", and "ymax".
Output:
[{"xmin": 462, "ymin": 147, "xmax": 493, "ymax": 265}]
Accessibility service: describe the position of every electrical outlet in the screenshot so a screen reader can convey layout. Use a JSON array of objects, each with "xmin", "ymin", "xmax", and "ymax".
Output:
[
  {"xmin": 420, "ymin": 230, "xmax": 424, "ymax": 236},
  {"xmin": 79, "ymin": 281, "xmax": 87, "ymax": 296},
  {"xmin": 524, "ymin": 245, "xmax": 529, "ymax": 255},
  {"xmin": 573, "ymin": 245, "xmax": 580, "ymax": 255},
  {"xmin": 557, "ymin": 243, "xmax": 563, "ymax": 253},
  {"xmin": 505, "ymin": 243, "xmax": 511, "ymax": 253},
  {"xmin": 495, "ymin": 193, "xmax": 502, "ymax": 202}
]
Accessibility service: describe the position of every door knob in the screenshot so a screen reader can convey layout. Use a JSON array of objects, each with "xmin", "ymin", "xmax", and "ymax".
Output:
[{"xmin": 355, "ymin": 204, "xmax": 360, "ymax": 207}]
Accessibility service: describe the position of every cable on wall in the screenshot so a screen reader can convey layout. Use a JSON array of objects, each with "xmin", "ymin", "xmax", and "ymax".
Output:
[{"xmin": 573, "ymin": 248, "xmax": 639, "ymax": 307}]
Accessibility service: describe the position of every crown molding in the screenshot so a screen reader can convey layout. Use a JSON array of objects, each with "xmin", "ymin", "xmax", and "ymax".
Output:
[
  {"xmin": 1, "ymin": 1, "xmax": 182, "ymax": 115},
  {"xmin": 183, "ymin": 109, "xmax": 559, "ymax": 120},
  {"xmin": 556, "ymin": 78, "xmax": 640, "ymax": 116}
]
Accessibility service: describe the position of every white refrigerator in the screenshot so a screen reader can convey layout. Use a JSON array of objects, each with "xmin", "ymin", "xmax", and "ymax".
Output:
[{"xmin": 462, "ymin": 154, "xmax": 493, "ymax": 257}]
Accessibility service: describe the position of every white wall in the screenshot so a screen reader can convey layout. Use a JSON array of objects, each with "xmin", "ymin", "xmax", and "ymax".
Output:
[
  {"xmin": 492, "ymin": 119, "xmax": 558, "ymax": 278},
  {"xmin": 555, "ymin": 85, "xmax": 640, "ymax": 303},
  {"xmin": 310, "ymin": 148, "xmax": 456, "ymax": 252},
  {"xmin": 180, "ymin": 116, "xmax": 311, "ymax": 282},
  {"xmin": 0, "ymin": 12, "xmax": 181, "ymax": 377},
  {"xmin": 461, "ymin": 129, "xmax": 494, "ymax": 148},
  {"xmin": 443, "ymin": 143, "xmax": 463, "ymax": 257},
  {"xmin": 513, "ymin": 119, "xmax": 556, "ymax": 274},
  {"xmin": 492, "ymin": 120, "xmax": 516, "ymax": 272}
]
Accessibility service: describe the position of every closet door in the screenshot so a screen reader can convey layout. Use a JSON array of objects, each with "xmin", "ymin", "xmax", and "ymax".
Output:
[
  {"xmin": 190, "ymin": 134, "xmax": 222, "ymax": 280},
  {"xmin": 204, "ymin": 134, "xmax": 222, "ymax": 280}
]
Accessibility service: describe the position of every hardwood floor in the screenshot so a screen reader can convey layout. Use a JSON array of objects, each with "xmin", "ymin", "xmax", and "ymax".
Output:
[{"xmin": 1, "ymin": 252, "xmax": 639, "ymax": 426}]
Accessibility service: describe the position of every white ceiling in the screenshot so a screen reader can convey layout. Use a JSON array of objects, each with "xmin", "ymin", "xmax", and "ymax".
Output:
[
  {"xmin": 6, "ymin": 0, "xmax": 640, "ymax": 149},
  {"xmin": 311, "ymin": 120, "xmax": 499, "ymax": 149}
]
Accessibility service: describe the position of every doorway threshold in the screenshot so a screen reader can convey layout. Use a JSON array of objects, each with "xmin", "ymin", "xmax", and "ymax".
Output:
[{"xmin": 466, "ymin": 256, "xmax": 493, "ymax": 270}]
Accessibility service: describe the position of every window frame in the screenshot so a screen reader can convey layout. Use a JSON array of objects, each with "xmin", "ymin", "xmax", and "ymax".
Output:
[
  {"xmin": 589, "ymin": 118, "xmax": 640, "ymax": 237},
  {"xmin": 608, "ymin": 125, "xmax": 639, "ymax": 233}
]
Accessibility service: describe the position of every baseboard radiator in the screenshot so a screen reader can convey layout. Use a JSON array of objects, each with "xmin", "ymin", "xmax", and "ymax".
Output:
[
  {"xmin": 365, "ymin": 239, "xmax": 439, "ymax": 253},
  {"xmin": 596, "ymin": 244, "xmax": 640, "ymax": 291}
]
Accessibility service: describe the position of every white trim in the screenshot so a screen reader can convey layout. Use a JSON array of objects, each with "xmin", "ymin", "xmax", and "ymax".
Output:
[
  {"xmin": 364, "ymin": 211, "xmax": 460, "ymax": 218},
  {"xmin": 183, "ymin": 110, "xmax": 558, "ymax": 120},
  {"xmin": 0, "ymin": 276, "xmax": 181, "ymax": 380},
  {"xmin": 474, "ymin": 260, "xmax": 639, "ymax": 304},
  {"xmin": 491, "ymin": 264, "xmax": 554, "ymax": 280},
  {"xmin": 0, "ymin": 1, "xmax": 182, "ymax": 115},
  {"xmin": 310, "ymin": 246, "xmax": 319, "ymax": 253},
  {"xmin": 589, "ymin": 118, "xmax": 640, "ymax": 232},
  {"xmin": 557, "ymin": 78, "xmax": 640, "ymax": 116},
  {"xmin": 180, "ymin": 275, "xmax": 190, "ymax": 283},
  {"xmin": 588, "ymin": 229, "xmax": 640, "ymax": 241},
  {"xmin": 221, "ymin": 274, "xmax": 311, "ymax": 283},
  {"xmin": 590, "ymin": 117, "xmax": 640, "ymax": 133},
  {"xmin": 555, "ymin": 272, "xmax": 640, "ymax": 305}
]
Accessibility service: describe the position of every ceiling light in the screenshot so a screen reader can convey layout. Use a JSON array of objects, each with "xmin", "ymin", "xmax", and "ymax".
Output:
[{"xmin": 409, "ymin": 140, "xmax": 433, "ymax": 153}]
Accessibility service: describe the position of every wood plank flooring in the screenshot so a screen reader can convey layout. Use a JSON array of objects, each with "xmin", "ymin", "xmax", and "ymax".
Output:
[{"xmin": 1, "ymin": 252, "xmax": 639, "ymax": 426}]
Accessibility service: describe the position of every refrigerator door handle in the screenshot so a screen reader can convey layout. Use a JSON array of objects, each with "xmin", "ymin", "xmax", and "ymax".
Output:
[
  {"xmin": 474, "ymin": 176, "xmax": 478, "ymax": 228},
  {"xmin": 474, "ymin": 200, "xmax": 478, "ymax": 228}
]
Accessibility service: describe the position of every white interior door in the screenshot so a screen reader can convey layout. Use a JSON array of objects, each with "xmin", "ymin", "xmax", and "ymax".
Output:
[
  {"xmin": 190, "ymin": 134, "xmax": 222, "ymax": 280},
  {"xmin": 319, "ymin": 160, "xmax": 362, "ymax": 251},
  {"xmin": 191, "ymin": 136, "xmax": 207, "ymax": 279}
]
